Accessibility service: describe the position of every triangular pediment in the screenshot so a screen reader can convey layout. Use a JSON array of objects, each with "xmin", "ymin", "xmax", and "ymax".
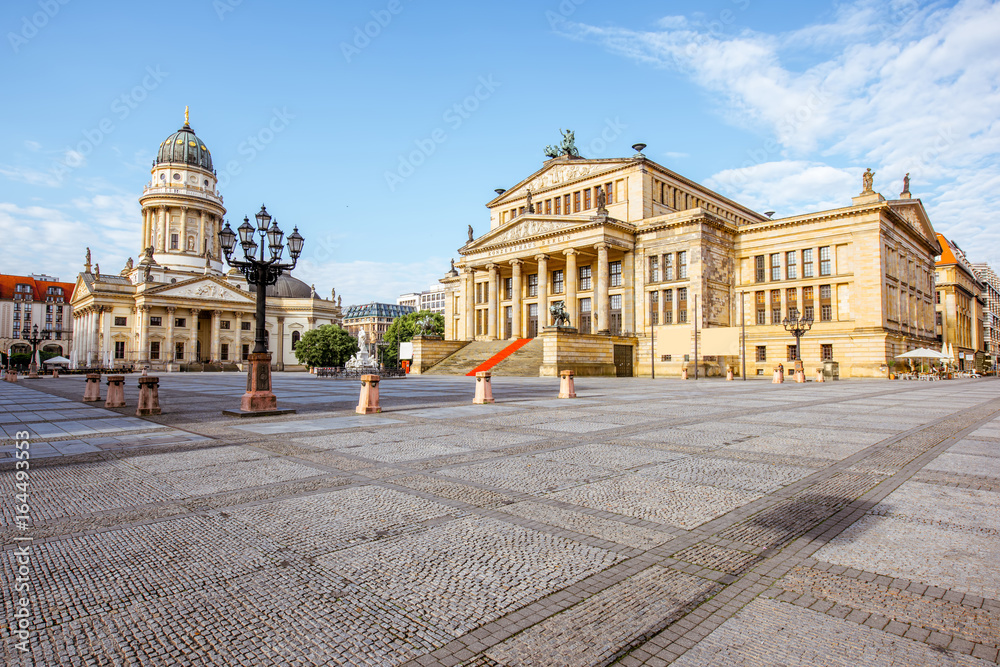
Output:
[
  {"xmin": 889, "ymin": 199, "xmax": 940, "ymax": 253},
  {"xmin": 468, "ymin": 216, "xmax": 587, "ymax": 250},
  {"xmin": 146, "ymin": 276, "xmax": 253, "ymax": 303},
  {"xmin": 489, "ymin": 157, "xmax": 632, "ymax": 207}
]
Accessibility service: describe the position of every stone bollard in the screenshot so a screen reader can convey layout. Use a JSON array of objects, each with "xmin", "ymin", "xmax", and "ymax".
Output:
[
  {"xmin": 816, "ymin": 367, "xmax": 826, "ymax": 383},
  {"xmin": 795, "ymin": 369, "xmax": 806, "ymax": 383},
  {"xmin": 105, "ymin": 375, "xmax": 126, "ymax": 408},
  {"xmin": 136, "ymin": 376, "xmax": 161, "ymax": 416},
  {"xmin": 6, "ymin": 371, "xmax": 16, "ymax": 384},
  {"xmin": 51, "ymin": 368, "xmax": 59, "ymax": 378},
  {"xmin": 726, "ymin": 366, "xmax": 734, "ymax": 381},
  {"xmin": 558, "ymin": 369, "xmax": 577, "ymax": 399},
  {"xmin": 681, "ymin": 367, "xmax": 689, "ymax": 380},
  {"xmin": 772, "ymin": 365, "xmax": 784, "ymax": 384},
  {"xmin": 83, "ymin": 373, "xmax": 102, "ymax": 402},
  {"xmin": 356, "ymin": 374, "xmax": 382, "ymax": 414},
  {"xmin": 474, "ymin": 371, "xmax": 495, "ymax": 404}
]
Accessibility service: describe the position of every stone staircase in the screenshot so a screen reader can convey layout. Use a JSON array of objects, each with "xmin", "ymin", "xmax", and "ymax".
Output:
[
  {"xmin": 490, "ymin": 339, "xmax": 544, "ymax": 376},
  {"xmin": 423, "ymin": 340, "xmax": 512, "ymax": 375}
]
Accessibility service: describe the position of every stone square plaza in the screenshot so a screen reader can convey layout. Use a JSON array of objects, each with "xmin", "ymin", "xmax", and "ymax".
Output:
[{"xmin": 2, "ymin": 373, "xmax": 999, "ymax": 666}]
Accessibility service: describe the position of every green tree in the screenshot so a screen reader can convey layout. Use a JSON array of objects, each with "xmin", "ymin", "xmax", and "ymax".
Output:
[
  {"xmin": 293, "ymin": 324, "xmax": 358, "ymax": 367},
  {"xmin": 382, "ymin": 310, "xmax": 444, "ymax": 366}
]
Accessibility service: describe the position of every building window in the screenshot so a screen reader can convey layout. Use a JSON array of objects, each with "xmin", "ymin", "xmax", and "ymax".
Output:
[
  {"xmin": 291, "ymin": 331, "xmax": 301, "ymax": 349},
  {"xmin": 175, "ymin": 318, "xmax": 186, "ymax": 328},
  {"xmin": 221, "ymin": 343, "xmax": 229, "ymax": 361},
  {"xmin": 242, "ymin": 344, "xmax": 250, "ymax": 360},
  {"xmin": 175, "ymin": 342, "xmax": 184, "ymax": 360},
  {"xmin": 821, "ymin": 344, "xmax": 833, "ymax": 361},
  {"xmin": 936, "ymin": 312, "xmax": 943, "ymax": 326},
  {"xmin": 505, "ymin": 277, "xmax": 513, "ymax": 300},
  {"xmin": 936, "ymin": 291, "xmax": 941, "ymax": 304},
  {"xmin": 661, "ymin": 355, "xmax": 671, "ymax": 361},
  {"xmin": 786, "ymin": 251, "xmax": 797, "ymax": 280},
  {"xmin": 554, "ymin": 197, "xmax": 561, "ymax": 215},
  {"xmin": 649, "ymin": 291, "xmax": 659, "ymax": 325},
  {"xmin": 115, "ymin": 316, "xmax": 127, "ymax": 326},
  {"xmin": 552, "ymin": 270, "xmax": 564, "ymax": 294},
  {"xmin": 574, "ymin": 191, "xmax": 581, "ymax": 212},
  {"xmin": 770, "ymin": 254, "xmax": 781, "ymax": 281},
  {"xmin": 150, "ymin": 341, "xmax": 160, "ymax": 360},
  {"xmin": 677, "ymin": 287, "xmax": 688, "ymax": 323},
  {"xmin": 665, "ymin": 254, "xmax": 674, "ymax": 280},
  {"xmin": 545, "ymin": 199, "xmax": 552, "ymax": 215},
  {"xmin": 756, "ymin": 345, "xmax": 766, "ymax": 362},
  {"xmin": 527, "ymin": 273, "xmax": 538, "ymax": 297},
  {"xmin": 649, "ymin": 256, "xmax": 660, "ymax": 282},
  {"xmin": 756, "ymin": 290, "xmax": 766, "ymax": 325},
  {"xmin": 114, "ymin": 341, "xmax": 125, "ymax": 359},
  {"xmin": 563, "ymin": 194, "xmax": 570, "ymax": 213},
  {"xmin": 755, "ymin": 255, "xmax": 766, "ymax": 283},
  {"xmin": 786, "ymin": 288, "xmax": 797, "ymax": 318},
  {"xmin": 584, "ymin": 189, "xmax": 592, "ymax": 209},
  {"xmin": 220, "ymin": 320, "xmax": 231, "ymax": 330},
  {"xmin": 579, "ymin": 265, "xmax": 592, "ymax": 291},
  {"xmin": 170, "ymin": 234, "xmax": 179, "ymax": 250},
  {"xmin": 610, "ymin": 261, "xmax": 622, "ymax": 287},
  {"xmin": 241, "ymin": 321, "xmax": 252, "ymax": 331},
  {"xmin": 787, "ymin": 345, "xmax": 797, "ymax": 360},
  {"xmin": 803, "ymin": 248, "xmax": 814, "ymax": 278},
  {"xmin": 821, "ymin": 304, "xmax": 832, "ymax": 321},
  {"xmin": 803, "ymin": 305, "xmax": 814, "ymax": 320},
  {"xmin": 605, "ymin": 182, "xmax": 614, "ymax": 204},
  {"xmin": 149, "ymin": 316, "xmax": 162, "ymax": 327},
  {"xmin": 819, "ymin": 246, "xmax": 832, "ymax": 276},
  {"xmin": 678, "ymin": 251, "xmax": 688, "ymax": 279},
  {"xmin": 820, "ymin": 284, "xmax": 832, "ymax": 299}
]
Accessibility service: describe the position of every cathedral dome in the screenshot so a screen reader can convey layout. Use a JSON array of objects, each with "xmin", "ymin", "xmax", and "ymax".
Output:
[
  {"xmin": 156, "ymin": 112, "xmax": 213, "ymax": 171},
  {"xmin": 248, "ymin": 274, "xmax": 313, "ymax": 298}
]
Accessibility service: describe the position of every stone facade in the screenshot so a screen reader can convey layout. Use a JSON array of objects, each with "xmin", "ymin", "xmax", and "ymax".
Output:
[
  {"xmin": 0, "ymin": 274, "xmax": 74, "ymax": 362},
  {"xmin": 443, "ymin": 148, "xmax": 941, "ymax": 378},
  {"xmin": 69, "ymin": 113, "xmax": 342, "ymax": 372},
  {"xmin": 935, "ymin": 235, "xmax": 986, "ymax": 371},
  {"xmin": 971, "ymin": 263, "xmax": 1000, "ymax": 363}
]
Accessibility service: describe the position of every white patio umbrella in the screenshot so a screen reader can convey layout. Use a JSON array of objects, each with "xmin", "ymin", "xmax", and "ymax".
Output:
[
  {"xmin": 894, "ymin": 348, "xmax": 949, "ymax": 360},
  {"xmin": 43, "ymin": 356, "xmax": 70, "ymax": 365}
]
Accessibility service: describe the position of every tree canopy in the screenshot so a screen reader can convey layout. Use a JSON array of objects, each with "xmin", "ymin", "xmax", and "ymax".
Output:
[
  {"xmin": 383, "ymin": 310, "xmax": 445, "ymax": 366},
  {"xmin": 293, "ymin": 325, "xmax": 358, "ymax": 368}
]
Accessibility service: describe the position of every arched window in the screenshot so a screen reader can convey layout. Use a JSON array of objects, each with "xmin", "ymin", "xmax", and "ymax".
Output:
[{"xmin": 292, "ymin": 330, "xmax": 301, "ymax": 349}]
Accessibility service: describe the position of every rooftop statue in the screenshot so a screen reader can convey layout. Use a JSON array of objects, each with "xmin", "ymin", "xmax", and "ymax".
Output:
[
  {"xmin": 544, "ymin": 129, "xmax": 581, "ymax": 159},
  {"xmin": 862, "ymin": 168, "xmax": 875, "ymax": 193}
]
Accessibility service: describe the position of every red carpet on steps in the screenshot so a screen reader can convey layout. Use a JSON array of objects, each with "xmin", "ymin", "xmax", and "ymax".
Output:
[{"xmin": 466, "ymin": 338, "xmax": 534, "ymax": 376}]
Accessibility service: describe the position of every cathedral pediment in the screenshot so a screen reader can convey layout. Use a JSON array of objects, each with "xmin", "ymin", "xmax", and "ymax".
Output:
[
  {"xmin": 146, "ymin": 277, "xmax": 253, "ymax": 303},
  {"xmin": 489, "ymin": 158, "xmax": 631, "ymax": 206}
]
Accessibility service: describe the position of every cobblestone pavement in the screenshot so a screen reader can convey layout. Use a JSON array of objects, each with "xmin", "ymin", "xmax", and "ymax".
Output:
[{"xmin": 2, "ymin": 374, "xmax": 1000, "ymax": 665}]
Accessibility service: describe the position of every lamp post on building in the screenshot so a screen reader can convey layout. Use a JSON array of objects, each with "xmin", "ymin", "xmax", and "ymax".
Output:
[
  {"xmin": 782, "ymin": 315, "xmax": 813, "ymax": 362},
  {"xmin": 217, "ymin": 205, "xmax": 304, "ymax": 414},
  {"xmin": 22, "ymin": 324, "xmax": 50, "ymax": 379}
]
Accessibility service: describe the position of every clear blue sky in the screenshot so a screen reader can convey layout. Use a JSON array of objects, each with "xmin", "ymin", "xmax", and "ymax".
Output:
[{"xmin": 1, "ymin": 0, "xmax": 996, "ymax": 303}]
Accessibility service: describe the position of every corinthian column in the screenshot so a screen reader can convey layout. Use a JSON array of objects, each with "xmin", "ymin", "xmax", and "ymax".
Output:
[
  {"xmin": 595, "ymin": 243, "xmax": 609, "ymax": 334},
  {"xmin": 536, "ymin": 254, "xmax": 549, "ymax": 327},
  {"xmin": 511, "ymin": 259, "xmax": 523, "ymax": 338},
  {"xmin": 487, "ymin": 263, "xmax": 498, "ymax": 340},
  {"xmin": 564, "ymin": 249, "xmax": 578, "ymax": 329}
]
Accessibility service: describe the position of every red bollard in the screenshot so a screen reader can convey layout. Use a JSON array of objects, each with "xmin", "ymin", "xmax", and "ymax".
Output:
[
  {"xmin": 559, "ymin": 369, "xmax": 577, "ymax": 398},
  {"xmin": 136, "ymin": 376, "xmax": 161, "ymax": 416},
  {"xmin": 772, "ymin": 365, "xmax": 784, "ymax": 384},
  {"xmin": 105, "ymin": 375, "xmax": 126, "ymax": 408},
  {"xmin": 356, "ymin": 374, "xmax": 382, "ymax": 414},
  {"xmin": 816, "ymin": 367, "xmax": 826, "ymax": 383},
  {"xmin": 474, "ymin": 371, "xmax": 495, "ymax": 404},
  {"xmin": 83, "ymin": 373, "xmax": 102, "ymax": 402}
]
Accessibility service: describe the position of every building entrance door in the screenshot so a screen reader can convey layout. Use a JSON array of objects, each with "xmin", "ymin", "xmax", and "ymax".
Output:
[
  {"xmin": 504, "ymin": 306, "xmax": 512, "ymax": 339},
  {"xmin": 527, "ymin": 303, "xmax": 538, "ymax": 338},
  {"xmin": 579, "ymin": 298, "xmax": 592, "ymax": 334},
  {"xmin": 610, "ymin": 294, "xmax": 622, "ymax": 335},
  {"xmin": 613, "ymin": 345, "xmax": 633, "ymax": 377}
]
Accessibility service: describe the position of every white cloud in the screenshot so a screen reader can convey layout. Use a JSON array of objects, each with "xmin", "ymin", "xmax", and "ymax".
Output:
[
  {"xmin": 561, "ymin": 0, "xmax": 1000, "ymax": 259},
  {"xmin": 24, "ymin": 140, "xmax": 41, "ymax": 152},
  {"xmin": 0, "ymin": 164, "xmax": 62, "ymax": 187}
]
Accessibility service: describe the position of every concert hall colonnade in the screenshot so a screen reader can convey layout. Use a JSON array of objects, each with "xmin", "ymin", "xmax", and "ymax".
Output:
[{"xmin": 442, "ymin": 150, "xmax": 941, "ymax": 378}]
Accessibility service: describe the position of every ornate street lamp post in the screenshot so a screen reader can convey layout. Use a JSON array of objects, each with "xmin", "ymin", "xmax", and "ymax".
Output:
[
  {"xmin": 782, "ymin": 315, "xmax": 813, "ymax": 362},
  {"xmin": 218, "ymin": 205, "xmax": 304, "ymax": 413},
  {"xmin": 22, "ymin": 324, "xmax": 50, "ymax": 379}
]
